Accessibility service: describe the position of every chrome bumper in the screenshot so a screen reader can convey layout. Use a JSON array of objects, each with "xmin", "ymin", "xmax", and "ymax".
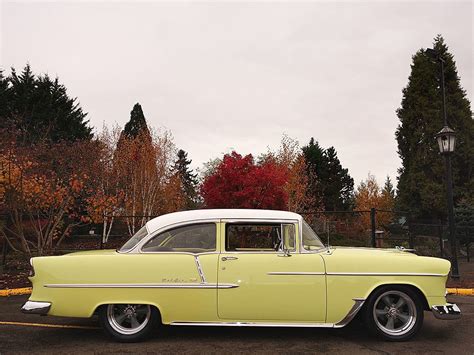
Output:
[
  {"xmin": 21, "ymin": 301, "xmax": 51, "ymax": 315},
  {"xmin": 431, "ymin": 303, "xmax": 461, "ymax": 320}
]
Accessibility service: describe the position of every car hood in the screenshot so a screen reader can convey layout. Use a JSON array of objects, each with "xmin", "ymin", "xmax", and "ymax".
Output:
[
  {"xmin": 322, "ymin": 246, "xmax": 451, "ymax": 276},
  {"xmin": 330, "ymin": 246, "xmax": 418, "ymax": 257}
]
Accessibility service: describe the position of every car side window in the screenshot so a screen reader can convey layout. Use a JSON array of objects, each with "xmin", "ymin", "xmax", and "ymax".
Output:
[
  {"xmin": 141, "ymin": 223, "xmax": 216, "ymax": 253},
  {"xmin": 225, "ymin": 223, "xmax": 295, "ymax": 252}
]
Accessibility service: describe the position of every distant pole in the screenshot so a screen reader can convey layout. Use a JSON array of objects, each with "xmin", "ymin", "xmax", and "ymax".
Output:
[
  {"xmin": 439, "ymin": 57, "xmax": 460, "ymax": 279},
  {"xmin": 426, "ymin": 48, "xmax": 460, "ymax": 279},
  {"xmin": 370, "ymin": 208, "xmax": 376, "ymax": 248}
]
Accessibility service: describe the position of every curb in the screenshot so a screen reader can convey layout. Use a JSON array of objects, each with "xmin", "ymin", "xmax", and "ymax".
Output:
[
  {"xmin": 446, "ymin": 288, "xmax": 474, "ymax": 296},
  {"xmin": 1, "ymin": 286, "xmax": 473, "ymax": 297},
  {"xmin": 0, "ymin": 287, "xmax": 32, "ymax": 297}
]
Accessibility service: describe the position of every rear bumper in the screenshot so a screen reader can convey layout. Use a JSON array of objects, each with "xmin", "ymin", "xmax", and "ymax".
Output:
[
  {"xmin": 431, "ymin": 303, "xmax": 461, "ymax": 320},
  {"xmin": 21, "ymin": 301, "xmax": 51, "ymax": 315}
]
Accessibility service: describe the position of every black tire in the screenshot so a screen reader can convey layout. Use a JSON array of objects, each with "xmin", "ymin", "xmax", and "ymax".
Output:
[
  {"xmin": 99, "ymin": 304, "xmax": 160, "ymax": 343},
  {"xmin": 363, "ymin": 285, "xmax": 424, "ymax": 341}
]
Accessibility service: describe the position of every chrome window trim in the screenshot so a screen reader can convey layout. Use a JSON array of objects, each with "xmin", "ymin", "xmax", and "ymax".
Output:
[
  {"xmin": 221, "ymin": 218, "xmax": 299, "ymax": 224},
  {"xmin": 222, "ymin": 220, "xmax": 299, "ymax": 254},
  {"xmin": 43, "ymin": 283, "xmax": 238, "ymax": 289},
  {"xmin": 299, "ymin": 219, "xmax": 326, "ymax": 254},
  {"xmin": 134, "ymin": 220, "xmax": 220, "ymax": 254}
]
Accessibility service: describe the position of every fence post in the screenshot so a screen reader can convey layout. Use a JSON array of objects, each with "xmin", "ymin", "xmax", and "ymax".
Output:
[
  {"xmin": 100, "ymin": 212, "xmax": 105, "ymax": 250},
  {"xmin": 467, "ymin": 242, "xmax": 470, "ymax": 263},
  {"xmin": 370, "ymin": 208, "xmax": 376, "ymax": 248},
  {"xmin": 437, "ymin": 224, "xmax": 444, "ymax": 258},
  {"xmin": 408, "ymin": 220, "xmax": 414, "ymax": 249},
  {"xmin": 1, "ymin": 238, "xmax": 8, "ymax": 273}
]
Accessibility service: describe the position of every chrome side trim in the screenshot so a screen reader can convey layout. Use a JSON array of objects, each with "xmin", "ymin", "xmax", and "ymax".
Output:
[
  {"xmin": 21, "ymin": 301, "xmax": 51, "ymax": 315},
  {"xmin": 267, "ymin": 272, "xmax": 447, "ymax": 277},
  {"xmin": 267, "ymin": 272, "xmax": 325, "ymax": 276},
  {"xmin": 431, "ymin": 303, "xmax": 462, "ymax": 320},
  {"xmin": 194, "ymin": 256, "xmax": 206, "ymax": 283},
  {"xmin": 326, "ymin": 272, "xmax": 447, "ymax": 277},
  {"xmin": 44, "ymin": 283, "xmax": 238, "ymax": 289},
  {"xmin": 170, "ymin": 321, "xmax": 335, "ymax": 328},
  {"xmin": 334, "ymin": 298, "xmax": 365, "ymax": 328}
]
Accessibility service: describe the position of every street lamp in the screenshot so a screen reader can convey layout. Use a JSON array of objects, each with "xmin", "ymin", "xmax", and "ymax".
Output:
[
  {"xmin": 426, "ymin": 47, "xmax": 460, "ymax": 279},
  {"xmin": 435, "ymin": 126, "xmax": 456, "ymax": 154}
]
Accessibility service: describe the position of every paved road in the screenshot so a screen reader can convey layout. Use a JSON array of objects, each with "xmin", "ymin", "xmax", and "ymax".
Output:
[{"xmin": 0, "ymin": 295, "xmax": 472, "ymax": 354}]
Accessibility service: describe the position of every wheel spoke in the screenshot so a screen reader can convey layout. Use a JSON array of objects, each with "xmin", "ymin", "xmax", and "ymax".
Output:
[
  {"xmin": 375, "ymin": 309, "xmax": 386, "ymax": 319},
  {"xmin": 130, "ymin": 315, "xmax": 140, "ymax": 328},
  {"xmin": 115, "ymin": 313, "xmax": 127, "ymax": 325},
  {"xmin": 397, "ymin": 313, "xmax": 410, "ymax": 323},
  {"xmin": 394, "ymin": 297, "xmax": 406, "ymax": 310},
  {"xmin": 382, "ymin": 295, "xmax": 392, "ymax": 307},
  {"xmin": 386, "ymin": 317, "xmax": 395, "ymax": 330}
]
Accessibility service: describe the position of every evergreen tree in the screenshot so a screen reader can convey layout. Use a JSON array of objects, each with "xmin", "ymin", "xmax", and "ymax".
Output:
[
  {"xmin": 0, "ymin": 70, "xmax": 9, "ymax": 122},
  {"xmin": 396, "ymin": 35, "xmax": 473, "ymax": 220},
  {"xmin": 382, "ymin": 176, "xmax": 396, "ymax": 200},
  {"xmin": 302, "ymin": 138, "xmax": 354, "ymax": 211},
  {"xmin": 1, "ymin": 64, "xmax": 92, "ymax": 144},
  {"xmin": 174, "ymin": 149, "xmax": 199, "ymax": 209},
  {"xmin": 124, "ymin": 103, "xmax": 149, "ymax": 138},
  {"xmin": 116, "ymin": 103, "xmax": 153, "ymax": 164}
]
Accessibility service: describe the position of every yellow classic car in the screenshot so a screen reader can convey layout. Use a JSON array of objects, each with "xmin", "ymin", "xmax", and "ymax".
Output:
[{"xmin": 22, "ymin": 209, "xmax": 460, "ymax": 342}]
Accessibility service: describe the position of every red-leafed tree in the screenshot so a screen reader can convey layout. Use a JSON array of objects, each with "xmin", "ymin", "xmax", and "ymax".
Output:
[{"xmin": 201, "ymin": 151, "xmax": 287, "ymax": 209}]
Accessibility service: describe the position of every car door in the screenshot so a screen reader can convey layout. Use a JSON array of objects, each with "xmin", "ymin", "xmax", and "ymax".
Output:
[
  {"xmin": 217, "ymin": 221, "xmax": 326, "ymax": 322},
  {"xmin": 139, "ymin": 222, "xmax": 220, "ymax": 322}
]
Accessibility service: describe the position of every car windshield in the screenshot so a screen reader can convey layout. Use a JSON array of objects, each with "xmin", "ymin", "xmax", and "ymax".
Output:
[
  {"xmin": 302, "ymin": 220, "xmax": 325, "ymax": 250},
  {"xmin": 119, "ymin": 226, "xmax": 148, "ymax": 252}
]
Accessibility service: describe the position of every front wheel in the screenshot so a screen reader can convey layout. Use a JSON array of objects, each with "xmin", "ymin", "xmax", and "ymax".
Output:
[
  {"xmin": 99, "ymin": 304, "xmax": 160, "ymax": 342},
  {"xmin": 364, "ymin": 286, "xmax": 424, "ymax": 341}
]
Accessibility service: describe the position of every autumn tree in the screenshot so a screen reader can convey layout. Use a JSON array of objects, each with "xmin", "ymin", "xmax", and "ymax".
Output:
[
  {"xmin": 354, "ymin": 174, "xmax": 395, "ymax": 231},
  {"xmin": 114, "ymin": 104, "xmax": 184, "ymax": 235},
  {"xmin": 396, "ymin": 35, "xmax": 473, "ymax": 220},
  {"xmin": 0, "ymin": 136, "xmax": 98, "ymax": 255},
  {"xmin": 262, "ymin": 135, "xmax": 320, "ymax": 212},
  {"xmin": 84, "ymin": 125, "xmax": 124, "ymax": 243},
  {"xmin": 201, "ymin": 151, "xmax": 287, "ymax": 209}
]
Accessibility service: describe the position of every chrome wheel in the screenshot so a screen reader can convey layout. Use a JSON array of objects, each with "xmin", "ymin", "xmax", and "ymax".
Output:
[
  {"xmin": 373, "ymin": 290, "xmax": 417, "ymax": 336},
  {"xmin": 106, "ymin": 304, "xmax": 151, "ymax": 335}
]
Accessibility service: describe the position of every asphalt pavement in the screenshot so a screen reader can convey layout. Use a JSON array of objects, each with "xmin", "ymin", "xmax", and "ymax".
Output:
[{"xmin": 0, "ymin": 295, "xmax": 472, "ymax": 354}]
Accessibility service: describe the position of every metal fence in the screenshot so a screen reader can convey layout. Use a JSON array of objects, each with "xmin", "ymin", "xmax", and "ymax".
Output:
[{"xmin": 1, "ymin": 208, "xmax": 473, "ymax": 271}]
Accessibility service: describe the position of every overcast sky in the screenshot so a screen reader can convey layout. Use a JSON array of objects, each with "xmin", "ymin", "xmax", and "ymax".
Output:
[{"xmin": 1, "ymin": 0, "xmax": 472, "ymax": 186}]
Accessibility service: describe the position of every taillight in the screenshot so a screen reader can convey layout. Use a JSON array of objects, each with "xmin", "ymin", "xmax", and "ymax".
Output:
[{"xmin": 28, "ymin": 258, "xmax": 35, "ymax": 277}]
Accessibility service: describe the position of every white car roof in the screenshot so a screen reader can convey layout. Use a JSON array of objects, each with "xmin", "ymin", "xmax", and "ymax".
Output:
[{"xmin": 145, "ymin": 209, "xmax": 302, "ymax": 234}]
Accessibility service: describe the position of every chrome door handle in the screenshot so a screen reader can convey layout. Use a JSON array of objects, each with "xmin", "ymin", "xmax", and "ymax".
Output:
[{"xmin": 221, "ymin": 256, "xmax": 238, "ymax": 261}]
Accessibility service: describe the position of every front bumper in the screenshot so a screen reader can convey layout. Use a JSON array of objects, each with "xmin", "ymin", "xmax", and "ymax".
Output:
[
  {"xmin": 431, "ymin": 303, "xmax": 461, "ymax": 320},
  {"xmin": 21, "ymin": 301, "xmax": 51, "ymax": 315}
]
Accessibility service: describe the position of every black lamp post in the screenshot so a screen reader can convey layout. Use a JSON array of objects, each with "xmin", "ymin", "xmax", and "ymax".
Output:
[{"xmin": 426, "ymin": 48, "xmax": 460, "ymax": 279}]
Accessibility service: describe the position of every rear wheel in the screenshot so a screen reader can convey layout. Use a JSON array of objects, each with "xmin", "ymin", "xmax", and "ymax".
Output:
[
  {"xmin": 99, "ymin": 304, "xmax": 159, "ymax": 342},
  {"xmin": 364, "ymin": 286, "xmax": 424, "ymax": 341}
]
